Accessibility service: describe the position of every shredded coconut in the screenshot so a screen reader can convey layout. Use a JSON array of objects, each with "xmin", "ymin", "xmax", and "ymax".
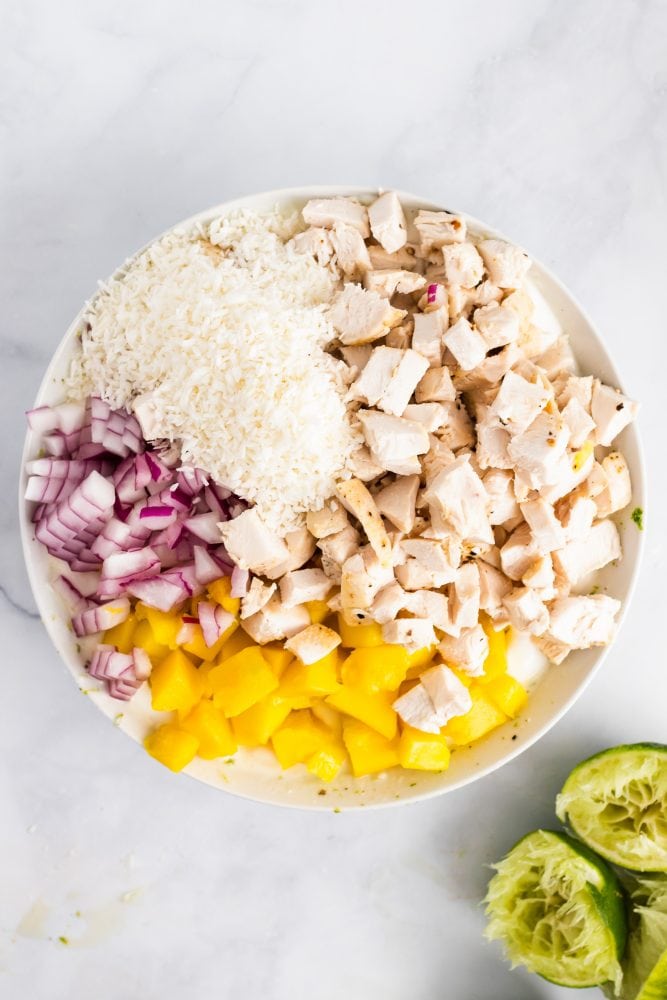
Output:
[{"xmin": 68, "ymin": 210, "xmax": 360, "ymax": 534}]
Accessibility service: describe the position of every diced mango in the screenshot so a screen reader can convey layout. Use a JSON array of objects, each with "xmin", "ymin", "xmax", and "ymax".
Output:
[
  {"xmin": 207, "ymin": 576, "xmax": 240, "ymax": 616},
  {"xmin": 479, "ymin": 617, "xmax": 508, "ymax": 683},
  {"xmin": 232, "ymin": 694, "xmax": 292, "ymax": 746},
  {"xmin": 180, "ymin": 700, "xmax": 237, "ymax": 758},
  {"xmin": 406, "ymin": 646, "xmax": 436, "ymax": 674},
  {"xmin": 337, "ymin": 614, "xmax": 383, "ymax": 649},
  {"xmin": 150, "ymin": 649, "xmax": 204, "ymax": 713},
  {"xmin": 271, "ymin": 710, "xmax": 331, "ymax": 769},
  {"xmin": 279, "ymin": 650, "xmax": 341, "ymax": 701},
  {"xmin": 182, "ymin": 619, "xmax": 238, "ymax": 662},
  {"xmin": 209, "ymin": 646, "xmax": 278, "ymax": 717},
  {"xmin": 342, "ymin": 719, "xmax": 399, "ymax": 776},
  {"xmin": 325, "ymin": 687, "xmax": 397, "ymax": 740},
  {"xmin": 103, "ymin": 612, "xmax": 137, "ymax": 654},
  {"xmin": 484, "ymin": 674, "xmax": 528, "ymax": 718},
  {"xmin": 449, "ymin": 666, "xmax": 473, "ymax": 688},
  {"xmin": 398, "ymin": 726, "xmax": 451, "ymax": 771},
  {"xmin": 443, "ymin": 684, "xmax": 507, "ymax": 746},
  {"xmin": 135, "ymin": 605, "xmax": 182, "ymax": 648},
  {"xmin": 306, "ymin": 600, "xmax": 330, "ymax": 625},
  {"xmin": 219, "ymin": 627, "xmax": 255, "ymax": 661},
  {"xmin": 306, "ymin": 739, "xmax": 347, "ymax": 782},
  {"xmin": 144, "ymin": 723, "xmax": 199, "ymax": 772},
  {"xmin": 132, "ymin": 619, "xmax": 170, "ymax": 664},
  {"xmin": 261, "ymin": 644, "xmax": 294, "ymax": 678},
  {"xmin": 311, "ymin": 700, "xmax": 344, "ymax": 736},
  {"xmin": 341, "ymin": 645, "xmax": 409, "ymax": 693}
]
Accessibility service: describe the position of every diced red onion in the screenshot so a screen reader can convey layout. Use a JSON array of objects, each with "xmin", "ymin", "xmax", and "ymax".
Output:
[
  {"xmin": 52, "ymin": 574, "xmax": 93, "ymax": 612},
  {"xmin": 427, "ymin": 283, "xmax": 438, "ymax": 304},
  {"xmin": 193, "ymin": 546, "xmax": 224, "ymax": 586},
  {"xmin": 132, "ymin": 647, "xmax": 152, "ymax": 681},
  {"xmin": 177, "ymin": 467, "xmax": 208, "ymax": 496},
  {"xmin": 230, "ymin": 565, "xmax": 250, "ymax": 598},
  {"xmin": 73, "ymin": 597, "xmax": 131, "ymax": 637},
  {"xmin": 198, "ymin": 601, "xmax": 234, "ymax": 647},
  {"xmin": 162, "ymin": 563, "xmax": 202, "ymax": 598},
  {"xmin": 185, "ymin": 512, "xmax": 222, "ymax": 544},
  {"xmin": 139, "ymin": 505, "xmax": 176, "ymax": 530},
  {"xmin": 125, "ymin": 576, "xmax": 187, "ymax": 612}
]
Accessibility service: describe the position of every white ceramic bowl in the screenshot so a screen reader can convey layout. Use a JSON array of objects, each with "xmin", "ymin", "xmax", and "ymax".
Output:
[{"xmin": 19, "ymin": 187, "xmax": 645, "ymax": 810}]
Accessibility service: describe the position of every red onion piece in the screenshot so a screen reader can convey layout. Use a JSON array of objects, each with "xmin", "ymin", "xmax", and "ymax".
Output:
[
  {"xmin": 132, "ymin": 647, "xmax": 152, "ymax": 681},
  {"xmin": 230, "ymin": 565, "xmax": 250, "ymax": 598},
  {"xmin": 193, "ymin": 546, "xmax": 224, "ymax": 586},
  {"xmin": 198, "ymin": 601, "xmax": 234, "ymax": 647},
  {"xmin": 125, "ymin": 576, "xmax": 187, "ymax": 612},
  {"xmin": 185, "ymin": 512, "xmax": 222, "ymax": 544},
  {"xmin": 73, "ymin": 597, "xmax": 131, "ymax": 637}
]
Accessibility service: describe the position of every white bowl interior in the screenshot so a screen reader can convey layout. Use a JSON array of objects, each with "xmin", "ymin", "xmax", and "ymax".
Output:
[{"xmin": 19, "ymin": 187, "xmax": 645, "ymax": 810}]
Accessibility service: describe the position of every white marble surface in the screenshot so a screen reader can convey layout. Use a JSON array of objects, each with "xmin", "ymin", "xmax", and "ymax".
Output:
[{"xmin": 2, "ymin": 1, "xmax": 666, "ymax": 997}]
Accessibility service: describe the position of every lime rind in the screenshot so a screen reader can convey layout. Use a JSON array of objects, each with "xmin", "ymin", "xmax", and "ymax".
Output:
[
  {"xmin": 621, "ymin": 876, "xmax": 667, "ymax": 1000},
  {"xmin": 485, "ymin": 829, "xmax": 626, "ymax": 991},
  {"xmin": 557, "ymin": 744, "xmax": 667, "ymax": 873}
]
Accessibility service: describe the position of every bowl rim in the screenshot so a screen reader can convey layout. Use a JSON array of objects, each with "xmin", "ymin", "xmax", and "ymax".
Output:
[{"xmin": 18, "ymin": 185, "xmax": 646, "ymax": 810}]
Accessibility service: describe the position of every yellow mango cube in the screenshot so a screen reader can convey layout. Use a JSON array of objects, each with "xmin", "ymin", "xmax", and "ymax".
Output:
[
  {"xmin": 144, "ymin": 723, "xmax": 199, "ymax": 772},
  {"xmin": 341, "ymin": 645, "xmax": 409, "ymax": 693},
  {"xmin": 180, "ymin": 700, "xmax": 237, "ymax": 758},
  {"xmin": 207, "ymin": 576, "xmax": 241, "ymax": 616},
  {"xmin": 484, "ymin": 674, "xmax": 528, "ymax": 718},
  {"xmin": 307, "ymin": 739, "xmax": 347, "ymax": 782},
  {"xmin": 342, "ymin": 719, "xmax": 399, "ymax": 776},
  {"xmin": 232, "ymin": 694, "xmax": 292, "ymax": 746},
  {"xmin": 443, "ymin": 684, "xmax": 507, "ymax": 746},
  {"xmin": 306, "ymin": 600, "xmax": 331, "ymax": 625},
  {"xmin": 135, "ymin": 604, "xmax": 183, "ymax": 648},
  {"xmin": 271, "ymin": 710, "xmax": 331, "ymax": 769},
  {"xmin": 337, "ymin": 614, "xmax": 383, "ymax": 649},
  {"xmin": 479, "ymin": 617, "xmax": 508, "ymax": 683},
  {"xmin": 182, "ymin": 619, "xmax": 238, "ymax": 663},
  {"xmin": 103, "ymin": 612, "xmax": 137, "ymax": 654},
  {"xmin": 279, "ymin": 650, "xmax": 341, "ymax": 700},
  {"xmin": 209, "ymin": 646, "xmax": 278, "ymax": 717},
  {"xmin": 132, "ymin": 619, "xmax": 170, "ymax": 664},
  {"xmin": 406, "ymin": 646, "xmax": 436, "ymax": 676},
  {"xmin": 398, "ymin": 726, "xmax": 451, "ymax": 771},
  {"xmin": 261, "ymin": 644, "xmax": 294, "ymax": 678},
  {"xmin": 311, "ymin": 700, "xmax": 343, "ymax": 736},
  {"xmin": 449, "ymin": 666, "xmax": 473, "ymax": 688},
  {"xmin": 325, "ymin": 687, "xmax": 397, "ymax": 740},
  {"xmin": 150, "ymin": 649, "xmax": 204, "ymax": 713},
  {"xmin": 219, "ymin": 627, "xmax": 255, "ymax": 661}
]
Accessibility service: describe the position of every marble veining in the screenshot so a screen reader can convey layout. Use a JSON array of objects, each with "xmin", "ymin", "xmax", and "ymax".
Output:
[{"xmin": 2, "ymin": 1, "xmax": 666, "ymax": 997}]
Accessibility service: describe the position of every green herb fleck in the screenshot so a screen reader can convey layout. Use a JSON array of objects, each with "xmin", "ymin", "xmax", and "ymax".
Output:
[
  {"xmin": 590, "ymin": 584, "xmax": 600, "ymax": 595},
  {"xmin": 631, "ymin": 506, "xmax": 644, "ymax": 530},
  {"xmin": 58, "ymin": 936, "xmax": 69, "ymax": 945},
  {"xmin": 409, "ymin": 782, "xmax": 417, "ymax": 788},
  {"xmin": 113, "ymin": 713, "xmax": 124, "ymax": 727},
  {"xmin": 333, "ymin": 807, "xmax": 341, "ymax": 814}
]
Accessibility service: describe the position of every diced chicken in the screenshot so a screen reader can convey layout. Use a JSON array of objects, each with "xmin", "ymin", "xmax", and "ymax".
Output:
[
  {"xmin": 264, "ymin": 526, "xmax": 317, "ymax": 579},
  {"xmin": 340, "ymin": 553, "xmax": 377, "ymax": 609},
  {"xmin": 412, "ymin": 310, "xmax": 447, "ymax": 367},
  {"xmin": 422, "ymin": 665, "xmax": 472, "ymax": 722},
  {"xmin": 392, "ymin": 682, "xmax": 442, "ymax": 734},
  {"xmin": 350, "ymin": 346, "xmax": 404, "ymax": 407},
  {"xmin": 561, "ymin": 397, "xmax": 596, "ymax": 449},
  {"xmin": 369, "ymin": 581, "xmax": 409, "ymax": 624},
  {"xmin": 443, "ymin": 317, "xmax": 488, "ymax": 371},
  {"xmin": 508, "ymin": 411, "xmax": 569, "ymax": 487},
  {"xmin": 534, "ymin": 634, "xmax": 572, "ymax": 665},
  {"xmin": 477, "ymin": 239, "xmax": 531, "ymax": 288},
  {"xmin": 241, "ymin": 595, "xmax": 310, "ymax": 644},
  {"xmin": 364, "ymin": 268, "xmax": 426, "ymax": 297},
  {"xmin": 478, "ymin": 561, "xmax": 513, "ymax": 614},
  {"xmin": 385, "ymin": 323, "xmax": 413, "ymax": 351},
  {"xmin": 415, "ymin": 366, "xmax": 456, "ymax": 403},
  {"xmin": 539, "ymin": 447, "xmax": 596, "ymax": 505},
  {"xmin": 483, "ymin": 469, "xmax": 520, "ymax": 526},
  {"xmin": 423, "ymin": 456, "xmax": 493, "ymax": 546},
  {"xmin": 422, "ymin": 435, "xmax": 456, "ymax": 483},
  {"xmin": 522, "ymin": 554, "xmax": 555, "ymax": 592},
  {"xmin": 219, "ymin": 508, "xmax": 289, "ymax": 576},
  {"xmin": 581, "ymin": 461, "xmax": 609, "ymax": 500},
  {"xmin": 475, "ymin": 280, "xmax": 503, "ymax": 307},
  {"xmin": 404, "ymin": 590, "xmax": 451, "ymax": 631},
  {"xmin": 449, "ymin": 562, "xmax": 481, "ymax": 635},
  {"xmin": 438, "ymin": 624, "xmax": 489, "ymax": 676},
  {"xmin": 347, "ymin": 446, "xmax": 387, "ymax": 482},
  {"xmin": 341, "ymin": 345, "xmax": 372, "ymax": 372},
  {"xmin": 240, "ymin": 578, "xmax": 277, "ymax": 619},
  {"xmin": 475, "ymin": 417, "xmax": 512, "ymax": 470},
  {"xmin": 502, "ymin": 586, "xmax": 549, "ymax": 636},
  {"xmin": 382, "ymin": 351, "xmax": 431, "ymax": 416},
  {"xmin": 368, "ymin": 191, "xmax": 408, "ymax": 253},
  {"xmin": 414, "ymin": 210, "xmax": 466, "ymax": 251},
  {"xmin": 336, "ymin": 477, "xmax": 393, "ymax": 568},
  {"xmin": 544, "ymin": 594, "xmax": 621, "ymax": 652},
  {"xmin": 520, "ymin": 498, "xmax": 566, "ymax": 553},
  {"xmin": 473, "ymin": 302, "xmax": 520, "ymax": 350},
  {"xmin": 291, "ymin": 227, "xmax": 334, "ymax": 265},
  {"xmin": 367, "ymin": 243, "xmax": 420, "ymax": 271},
  {"xmin": 591, "ymin": 381, "xmax": 639, "ymax": 446},
  {"xmin": 318, "ymin": 525, "xmax": 361, "ymax": 582},
  {"xmin": 402, "ymin": 403, "xmax": 447, "ymax": 432},
  {"xmin": 374, "ymin": 474, "xmax": 419, "ymax": 533},
  {"xmin": 284, "ymin": 623, "xmax": 341, "ymax": 665},
  {"xmin": 558, "ymin": 374, "xmax": 594, "ymax": 413},
  {"xmin": 595, "ymin": 452, "xmax": 632, "ymax": 517},
  {"xmin": 442, "ymin": 242, "xmax": 485, "ymax": 288},
  {"xmin": 329, "ymin": 224, "xmax": 371, "ymax": 276},
  {"xmin": 396, "ymin": 538, "xmax": 460, "ymax": 590},
  {"xmin": 454, "ymin": 344, "xmax": 522, "ymax": 394},
  {"xmin": 489, "ymin": 370, "xmax": 551, "ymax": 434},
  {"xmin": 306, "ymin": 498, "xmax": 349, "ymax": 539},
  {"xmin": 330, "ymin": 284, "xmax": 406, "ymax": 346},
  {"xmin": 556, "ymin": 493, "xmax": 597, "ymax": 542},
  {"xmin": 552, "ymin": 519, "xmax": 621, "ymax": 587},
  {"xmin": 279, "ymin": 568, "xmax": 332, "ymax": 608},
  {"xmin": 302, "ymin": 197, "xmax": 370, "ymax": 237},
  {"xmin": 382, "ymin": 617, "xmax": 437, "ymax": 654},
  {"xmin": 500, "ymin": 522, "xmax": 541, "ymax": 580},
  {"xmin": 357, "ymin": 410, "xmax": 429, "ymax": 476}
]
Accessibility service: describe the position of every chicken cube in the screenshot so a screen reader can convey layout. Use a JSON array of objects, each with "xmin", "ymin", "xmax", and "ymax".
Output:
[
  {"xmin": 423, "ymin": 456, "xmax": 493, "ymax": 546},
  {"xmin": 367, "ymin": 243, "xmax": 420, "ymax": 271},
  {"xmin": 302, "ymin": 196, "xmax": 369, "ymax": 237},
  {"xmin": 241, "ymin": 595, "xmax": 310, "ymax": 644},
  {"xmin": 535, "ymin": 336, "xmax": 577, "ymax": 381},
  {"xmin": 552, "ymin": 519, "xmax": 621, "ymax": 587},
  {"xmin": 284, "ymin": 623, "xmax": 341, "ymax": 665},
  {"xmin": 404, "ymin": 590, "xmax": 451, "ymax": 631},
  {"xmin": 556, "ymin": 493, "xmax": 597, "ymax": 542},
  {"xmin": 341, "ymin": 345, "xmax": 372, "ymax": 372},
  {"xmin": 368, "ymin": 191, "xmax": 408, "ymax": 253},
  {"xmin": 381, "ymin": 351, "xmax": 431, "ymax": 416},
  {"xmin": 595, "ymin": 452, "xmax": 632, "ymax": 517},
  {"xmin": 318, "ymin": 525, "xmax": 361, "ymax": 582},
  {"xmin": 557, "ymin": 374, "xmax": 594, "ymax": 413},
  {"xmin": 336, "ymin": 477, "xmax": 393, "ymax": 568},
  {"xmin": 414, "ymin": 210, "xmax": 466, "ymax": 250},
  {"xmin": 330, "ymin": 284, "xmax": 406, "ymax": 346},
  {"xmin": 449, "ymin": 562, "xmax": 481, "ymax": 635},
  {"xmin": 240, "ymin": 578, "xmax": 277, "ymax": 619},
  {"xmin": 544, "ymin": 594, "xmax": 621, "ymax": 651},
  {"xmin": 369, "ymin": 581, "xmax": 409, "ymax": 625},
  {"xmin": 475, "ymin": 280, "xmax": 504, "ymax": 307},
  {"xmin": 340, "ymin": 553, "xmax": 377, "ymax": 609},
  {"xmin": 483, "ymin": 469, "xmax": 520, "ymax": 526},
  {"xmin": 475, "ymin": 417, "xmax": 513, "ymax": 470},
  {"xmin": 329, "ymin": 224, "xmax": 371, "ymax": 276},
  {"xmin": 347, "ymin": 447, "xmax": 387, "ymax": 482},
  {"xmin": 561, "ymin": 397, "xmax": 596, "ymax": 449},
  {"xmin": 489, "ymin": 370, "xmax": 551, "ymax": 434},
  {"xmin": 443, "ymin": 317, "xmax": 488, "ymax": 371},
  {"xmin": 392, "ymin": 682, "xmax": 443, "ymax": 734},
  {"xmin": 422, "ymin": 435, "xmax": 456, "ymax": 483},
  {"xmin": 522, "ymin": 554, "xmax": 555, "ymax": 593},
  {"xmin": 264, "ymin": 526, "xmax": 317, "ymax": 579},
  {"xmin": 473, "ymin": 302, "xmax": 520, "ymax": 350},
  {"xmin": 502, "ymin": 587, "xmax": 549, "ymax": 636},
  {"xmin": 520, "ymin": 498, "xmax": 566, "ymax": 553},
  {"xmin": 421, "ymin": 665, "xmax": 472, "ymax": 723},
  {"xmin": 382, "ymin": 618, "xmax": 437, "ymax": 654},
  {"xmin": 591, "ymin": 381, "xmax": 639, "ymax": 446},
  {"xmin": 374, "ymin": 474, "xmax": 419, "ymax": 533},
  {"xmin": 402, "ymin": 403, "xmax": 448, "ymax": 432},
  {"xmin": 357, "ymin": 410, "xmax": 429, "ymax": 476},
  {"xmin": 442, "ymin": 242, "xmax": 485, "ymax": 288},
  {"xmin": 306, "ymin": 499, "xmax": 349, "ymax": 539},
  {"xmin": 477, "ymin": 239, "xmax": 531, "ymax": 288},
  {"xmin": 396, "ymin": 538, "xmax": 460, "ymax": 590},
  {"xmin": 478, "ymin": 561, "xmax": 513, "ymax": 614},
  {"xmin": 291, "ymin": 227, "xmax": 334, "ymax": 265},
  {"xmin": 412, "ymin": 310, "xmax": 447, "ymax": 367},
  {"xmin": 363, "ymin": 268, "xmax": 425, "ymax": 297},
  {"xmin": 415, "ymin": 366, "xmax": 456, "ymax": 403},
  {"xmin": 350, "ymin": 346, "xmax": 404, "ymax": 407},
  {"xmin": 219, "ymin": 508, "xmax": 289, "ymax": 576},
  {"xmin": 438, "ymin": 624, "xmax": 489, "ymax": 676},
  {"xmin": 500, "ymin": 522, "xmax": 541, "ymax": 581},
  {"xmin": 507, "ymin": 411, "xmax": 570, "ymax": 487},
  {"xmin": 279, "ymin": 568, "xmax": 332, "ymax": 608}
]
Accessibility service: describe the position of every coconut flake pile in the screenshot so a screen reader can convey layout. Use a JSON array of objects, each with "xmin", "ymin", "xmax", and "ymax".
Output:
[{"xmin": 68, "ymin": 210, "xmax": 359, "ymax": 534}]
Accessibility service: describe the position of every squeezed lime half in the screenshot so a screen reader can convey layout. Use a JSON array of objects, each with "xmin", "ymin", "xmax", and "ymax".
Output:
[
  {"xmin": 485, "ymin": 829, "xmax": 627, "ymax": 990},
  {"xmin": 613, "ymin": 876, "xmax": 667, "ymax": 1000},
  {"xmin": 557, "ymin": 744, "xmax": 667, "ymax": 873}
]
